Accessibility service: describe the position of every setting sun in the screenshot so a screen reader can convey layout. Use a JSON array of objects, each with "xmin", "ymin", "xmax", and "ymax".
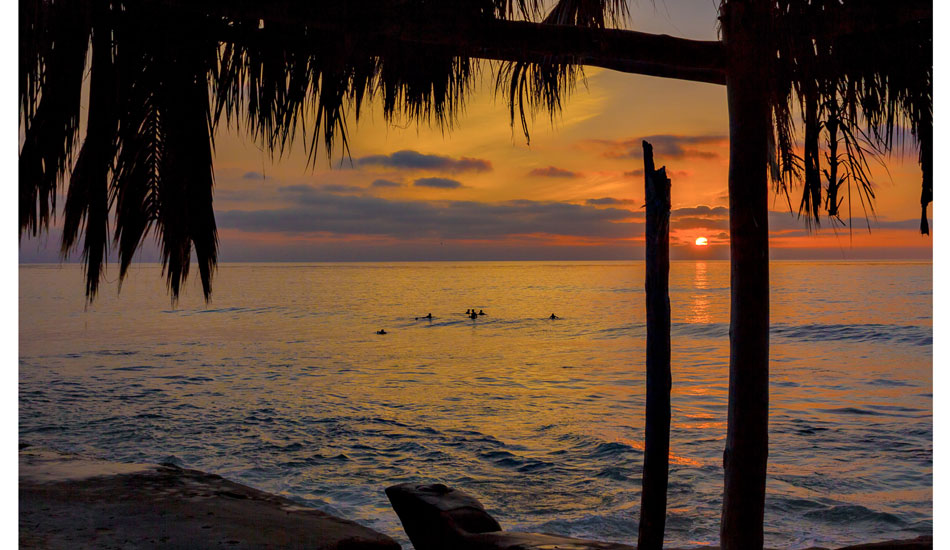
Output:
[{"xmin": 695, "ymin": 237, "xmax": 709, "ymax": 246}]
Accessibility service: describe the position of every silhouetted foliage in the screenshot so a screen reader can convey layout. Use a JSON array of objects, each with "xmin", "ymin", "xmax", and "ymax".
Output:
[
  {"xmin": 763, "ymin": 0, "xmax": 932, "ymax": 233},
  {"xmin": 19, "ymin": 0, "xmax": 930, "ymax": 303}
]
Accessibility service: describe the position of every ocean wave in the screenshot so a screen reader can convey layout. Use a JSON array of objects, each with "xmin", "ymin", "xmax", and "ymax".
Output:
[
  {"xmin": 770, "ymin": 323, "xmax": 931, "ymax": 346},
  {"xmin": 664, "ymin": 322, "xmax": 932, "ymax": 346},
  {"xmin": 803, "ymin": 504, "xmax": 905, "ymax": 525}
]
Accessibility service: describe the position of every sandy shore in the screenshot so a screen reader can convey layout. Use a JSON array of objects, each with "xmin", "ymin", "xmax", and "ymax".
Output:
[{"xmin": 19, "ymin": 445, "xmax": 399, "ymax": 549}]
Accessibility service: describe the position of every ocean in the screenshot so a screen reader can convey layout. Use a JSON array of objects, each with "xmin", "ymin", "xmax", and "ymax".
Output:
[{"xmin": 18, "ymin": 260, "xmax": 932, "ymax": 548}]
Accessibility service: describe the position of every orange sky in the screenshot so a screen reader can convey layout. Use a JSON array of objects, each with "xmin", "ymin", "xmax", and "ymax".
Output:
[{"xmin": 18, "ymin": 1, "xmax": 932, "ymax": 263}]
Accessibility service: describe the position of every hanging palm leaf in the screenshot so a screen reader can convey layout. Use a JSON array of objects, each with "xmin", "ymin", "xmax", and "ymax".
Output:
[
  {"xmin": 19, "ymin": 0, "xmax": 91, "ymax": 237},
  {"xmin": 61, "ymin": 7, "xmax": 117, "ymax": 298}
]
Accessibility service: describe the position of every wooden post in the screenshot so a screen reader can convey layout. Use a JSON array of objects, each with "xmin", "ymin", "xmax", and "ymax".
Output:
[
  {"xmin": 720, "ymin": 2, "xmax": 771, "ymax": 548},
  {"xmin": 637, "ymin": 140, "xmax": 672, "ymax": 550}
]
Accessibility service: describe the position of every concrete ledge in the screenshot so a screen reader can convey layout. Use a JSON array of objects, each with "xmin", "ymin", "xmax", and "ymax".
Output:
[
  {"xmin": 386, "ymin": 482, "xmax": 637, "ymax": 550},
  {"xmin": 20, "ymin": 446, "xmax": 400, "ymax": 549}
]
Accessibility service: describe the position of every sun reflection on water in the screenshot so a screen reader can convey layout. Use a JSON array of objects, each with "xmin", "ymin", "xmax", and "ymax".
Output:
[{"xmin": 687, "ymin": 261, "xmax": 711, "ymax": 324}]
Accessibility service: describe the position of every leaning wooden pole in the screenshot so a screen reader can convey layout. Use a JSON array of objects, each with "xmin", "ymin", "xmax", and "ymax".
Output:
[
  {"xmin": 637, "ymin": 140, "xmax": 672, "ymax": 550},
  {"xmin": 720, "ymin": 1, "xmax": 771, "ymax": 549}
]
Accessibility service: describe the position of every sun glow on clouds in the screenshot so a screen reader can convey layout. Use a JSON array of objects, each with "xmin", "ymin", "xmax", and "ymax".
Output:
[{"xmin": 155, "ymin": 60, "xmax": 930, "ymax": 261}]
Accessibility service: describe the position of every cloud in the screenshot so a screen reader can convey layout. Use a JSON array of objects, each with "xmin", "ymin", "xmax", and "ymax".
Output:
[
  {"xmin": 594, "ymin": 204, "xmax": 727, "ymax": 223},
  {"xmin": 767, "ymin": 211, "xmax": 928, "ymax": 232},
  {"xmin": 528, "ymin": 166, "xmax": 580, "ymax": 178},
  {"xmin": 278, "ymin": 184, "xmax": 315, "ymax": 194},
  {"xmin": 668, "ymin": 208, "xmax": 928, "ymax": 234},
  {"xmin": 624, "ymin": 168, "xmax": 690, "ymax": 179},
  {"xmin": 371, "ymin": 179, "xmax": 403, "ymax": 188},
  {"xmin": 586, "ymin": 197, "xmax": 637, "ymax": 206},
  {"xmin": 672, "ymin": 205, "xmax": 728, "ymax": 217},
  {"xmin": 278, "ymin": 184, "xmax": 362, "ymax": 195},
  {"xmin": 414, "ymin": 177, "xmax": 464, "ymax": 189},
  {"xmin": 214, "ymin": 188, "xmax": 271, "ymax": 202},
  {"xmin": 242, "ymin": 171, "xmax": 266, "ymax": 180},
  {"xmin": 322, "ymin": 184, "xmax": 363, "ymax": 194},
  {"xmin": 216, "ymin": 192, "xmax": 644, "ymax": 241},
  {"xmin": 220, "ymin": 186, "xmax": 928, "ymax": 250},
  {"xmin": 357, "ymin": 150, "xmax": 492, "ymax": 174},
  {"xmin": 666, "ymin": 205, "xmax": 730, "ymax": 231},
  {"xmin": 673, "ymin": 217, "xmax": 730, "ymax": 230},
  {"xmin": 589, "ymin": 134, "xmax": 727, "ymax": 161}
]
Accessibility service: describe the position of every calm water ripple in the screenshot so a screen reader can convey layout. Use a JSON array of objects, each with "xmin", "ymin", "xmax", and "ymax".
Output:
[{"xmin": 19, "ymin": 261, "xmax": 931, "ymax": 549}]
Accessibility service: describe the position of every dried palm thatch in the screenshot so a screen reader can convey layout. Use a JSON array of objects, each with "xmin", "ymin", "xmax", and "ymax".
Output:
[
  {"xmin": 493, "ymin": 0, "xmax": 624, "ymax": 142},
  {"xmin": 764, "ymin": 0, "xmax": 932, "ymax": 235},
  {"xmin": 19, "ymin": 0, "xmax": 931, "ymax": 302}
]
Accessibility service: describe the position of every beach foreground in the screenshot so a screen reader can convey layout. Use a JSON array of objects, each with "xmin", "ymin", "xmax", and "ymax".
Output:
[{"xmin": 19, "ymin": 446, "xmax": 930, "ymax": 550}]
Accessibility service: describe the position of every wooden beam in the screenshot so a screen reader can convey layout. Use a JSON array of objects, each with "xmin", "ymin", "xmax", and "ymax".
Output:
[
  {"xmin": 143, "ymin": 1, "xmax": 931, "ymax": 87},
  {"xmin": 719, "ymin": 2, "xmax": 771, "ymax": 548},
  {"xmin": 146, "ymin": 0, "xmax": 728, "ymax": 85}
]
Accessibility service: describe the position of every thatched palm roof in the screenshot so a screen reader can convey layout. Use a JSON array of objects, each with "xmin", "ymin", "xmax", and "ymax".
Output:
[{"xmin": 19, "ymin": 0, "xmax": 931, "ymax": 300}]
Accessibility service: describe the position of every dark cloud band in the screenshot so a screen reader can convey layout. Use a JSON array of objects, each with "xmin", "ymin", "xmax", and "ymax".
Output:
[
  {"xmin": 357, "ymin": 150, "xmax": 491, "ymax": 173},
  {"xmin": 589, "ymin": 134, "xmax": 727, "ymax": 161},
  {"xmin": 217, "ymin": 191, "xmax": 642, "ymax": 240},
  {"xmin": 414, "ymin": 177, "xmax": 464, "ymax": 189},
  {"xmin": 528, "ymin": 166, "xmax": 580, "ymax": 178}
]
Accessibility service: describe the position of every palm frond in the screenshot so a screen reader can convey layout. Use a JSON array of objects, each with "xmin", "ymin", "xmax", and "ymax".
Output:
[
  {"xmin": 62, "ymin": 12, "xmax": 117, "ymax": 298},
  {"xmin": 546, "ymin": 0, "xmax": 627, "ymax": 28},
  {"xmin": 495, "ymin": 59, "xmax": 581, "ymax": 144},
  {"xmin": 19, "ymin": 0, "xmax": 91, "ymax": 237},
  {"xmin": 110, "ymin": 4, "xmax": 218, "ymax": 301},
  {"xmin": 493, "ymin": 0, "xmax": 625, "ymax": 143},
  {"xmin": 157, "ymin": 56, "xmax": 218, "ymax": 302}
]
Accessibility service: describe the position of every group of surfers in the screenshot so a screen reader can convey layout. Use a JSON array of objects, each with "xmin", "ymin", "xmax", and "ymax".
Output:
[
  {"xmin": 465, "ymin": 309, "xmax": 486, "ymax": 319},
  {"xmin": 376, "ymin": 310, "xmax": 559, "ymax": 334}
]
